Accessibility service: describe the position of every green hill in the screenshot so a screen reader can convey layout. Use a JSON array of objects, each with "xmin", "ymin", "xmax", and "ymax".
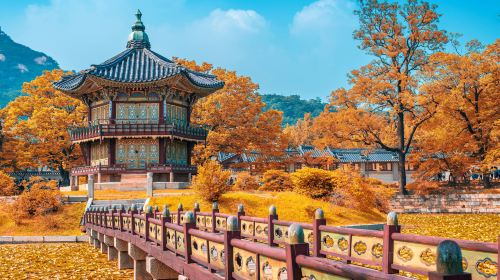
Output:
[
  {"xmin": 261, "ymin": 94, "xmax": 326, "ymax": 126},
  {"xmin": 0, "ymin": 28, "xmax": 59, "ymax": 108}
]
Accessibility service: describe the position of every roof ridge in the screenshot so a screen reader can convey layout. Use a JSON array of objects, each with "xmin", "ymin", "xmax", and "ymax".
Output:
[{"xmin": 91, "ymin": 48, "xmax": 134, "ymax": 69}]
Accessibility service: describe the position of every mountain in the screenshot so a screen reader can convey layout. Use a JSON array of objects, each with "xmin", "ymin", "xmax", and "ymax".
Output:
[
  {"xmin": 0, "ymin": 28, "xmax": 59, "ymax": 108},
  {"xmin": 261, "ymin": 94, "xmax": 326, "ymax": 126}
]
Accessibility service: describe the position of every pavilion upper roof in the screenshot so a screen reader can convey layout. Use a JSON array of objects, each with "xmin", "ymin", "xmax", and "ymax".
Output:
[{"xmin": 53, "ymin": 10, "xmax": 224, "ymax": 95}]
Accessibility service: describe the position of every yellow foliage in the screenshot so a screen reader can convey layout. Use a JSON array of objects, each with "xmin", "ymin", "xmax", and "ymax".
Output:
[
  {"xmin": 291, "ymin": 167, "xmax": 336, "ymax": 199},
  {"xmin": 0, "ymin": 70, "xmax": 86, "ymax": 184},
  {"xmin": 0, "ymin": 170, "xmax": 16, "ymax": 196},
  {"xmin": 191, "ymin": 161, "xmax": 231, "ymax": 202},
  {"xmin": 234, "ymin": 172, "xmax": 259, "ymax": 191},
  {"xmin": 0, "ymin": 243, "xmax": 133, "ymax": 279},
  {"xmin": 0, "ymin": 202, "xmax": 85, "ymax": 236},
  {"xmin": 406, "ymin": 180, "xmax": 441, "ymax": 195},
  {"xmin": 175, "ymin": 58, "xmax": 286, "ymax": 163},
  {"xmin": 259, "ymin": 169, "xmax": 294, "ymax": 192},
  {"xmin": 10, "ymin": 178, "xmax": 63, "ymax": 223}
]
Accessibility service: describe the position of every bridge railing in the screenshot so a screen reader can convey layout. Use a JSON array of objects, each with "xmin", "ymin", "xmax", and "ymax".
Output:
[{"xmin": 85, "ymin": 203, "xmax": 499, "ymax": 280}]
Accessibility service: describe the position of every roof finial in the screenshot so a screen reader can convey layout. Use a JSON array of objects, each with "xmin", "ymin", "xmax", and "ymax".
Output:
[{"xmin": 127, "ymin": 9, "xmax": 150, "ymax": 49}]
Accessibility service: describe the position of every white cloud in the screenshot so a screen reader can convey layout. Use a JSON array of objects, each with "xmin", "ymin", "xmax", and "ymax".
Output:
[
  {"xmin": 290, "ymin": 0, "xmax": 355, "ymax": 36},
  {"xmin": 0, "ymin": 54, "xmax": 5, "ymax": 62},
  {"xmin": 199, "ymin": 9, "xmax": 267, "ymax": 34},
  {"xmin": 34, "ymin": 56, "xmax": 47, "ymax": 65},
  {"xmin": 17, "ymin": 63, "xmax": 28, "ymax": 73}
]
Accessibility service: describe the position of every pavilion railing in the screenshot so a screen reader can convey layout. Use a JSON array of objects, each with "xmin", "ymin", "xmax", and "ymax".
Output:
[
  {"xmin": 85, "ymin": 203, "xmax": 499, "ymax": 280},
  {"xmin": 71, "ymin": 164, "xmax": 197, "ymax": 175},
  {"xmin": 69, "ymin": 119, "xmax": 208, "ymax": 142}
]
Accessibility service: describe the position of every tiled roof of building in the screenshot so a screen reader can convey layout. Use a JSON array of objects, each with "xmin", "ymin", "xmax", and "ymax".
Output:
[
  {"xmin": 54, "ymin": 11, "xmax": 224, "ymax": 92},
  {"xmin": 218, "ymin": 146, "xmax": 401, "ymax": 164}
]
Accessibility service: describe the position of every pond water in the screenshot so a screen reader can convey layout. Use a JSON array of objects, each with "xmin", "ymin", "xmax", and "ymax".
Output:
[{"xmin": 0, "ymin": 243, "xmax": 133, "ymax": 279}]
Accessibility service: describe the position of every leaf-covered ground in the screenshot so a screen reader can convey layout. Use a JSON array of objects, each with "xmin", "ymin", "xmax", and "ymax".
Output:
[
  {"xmin": 0, "ymin": 243, "xmax": 133, "ymax": 279},
  {"xmin": 400, "ymin": 213, "xmax": 500, "ymax": 243}
]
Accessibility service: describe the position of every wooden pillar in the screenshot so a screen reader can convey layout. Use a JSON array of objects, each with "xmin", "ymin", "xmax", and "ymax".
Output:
[
  {"xmin": 224, "ymin": 216, "xmax": 240, "ymax": 280},
  {"xmin": 285, "ymin": 224, "xmax": 309, "ymax": 280},
  {"xmin": 108, "ymin": 139, "xmax": 116, "ymax": 166},
  {"xmin": 159, "ymin": 139, "xmax": 166, "ymax": 164},
  {"xmin": 183, "ymin": 211, "xmax": 195, "ymax": 264},
  {"xmin": 312, "ymin": 209, "xmax": 326, "ymax": 257},
  {"xmin": 159, "ymin": 100, "xmax": 165, "ymax": 124},
  {"xmin": 268, "ymin": 205, "xmax": 278, "ymax": 246},
  {"xmin": 187, "ymin": 142, "xmax": 193, "ymax": 166},
  {"xmin": 383, "ymin": 212, "xmax": 400, "ymax": 274},
  {"xmin": 109, "ymin": 100, "xmax": 116, "ymax": 124}
]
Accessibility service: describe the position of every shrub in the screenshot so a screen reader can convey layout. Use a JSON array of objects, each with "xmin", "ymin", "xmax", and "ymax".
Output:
[
  {"xmin": 259, "ymin": 169, "xmax": 293, "ymax": 192},
  {"xmin": 291, "ymin": 167, "xmax": 336, "ymax": 199},
  {"xmin": 234, "ymin": 172, "xmax": 260, "ymax": 191},
  {"xmin": 10, "ymin": 178, "xmax": 62, "ymax": 223},
  {"xmin": 0, "ymin": 171, "xmax": 16, "ymax": 196},
  {"xmin": 407, "ymin": 180, "xmax": 441, "ymax": 195},
  {"xmin": 192, "ymin": 161, "xmax": 232, "ymax": 202}
]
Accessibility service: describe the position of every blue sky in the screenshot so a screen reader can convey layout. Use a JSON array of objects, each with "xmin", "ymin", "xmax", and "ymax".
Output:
[{"xmin": 1, "ymin": 0, "xmax": 498, "ymax": 100}]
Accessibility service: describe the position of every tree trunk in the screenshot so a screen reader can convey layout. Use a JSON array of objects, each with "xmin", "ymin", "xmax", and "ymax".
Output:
[
  {"xmin": 397, "ymin": 112, "xmax": 408, "ymax": 194},
  {"xmin": 58, "ymin": 165, "xmax": 70, "ymax": 187},
  {"xmin": 483, "ymin": 173, "xmax": 492, "ymax": 189}
]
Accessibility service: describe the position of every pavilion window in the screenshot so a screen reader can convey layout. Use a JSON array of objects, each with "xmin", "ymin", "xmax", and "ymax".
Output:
[
  {"xmin": 166, "ymin": 103, "xmax": 187, "ymax": 126},
  {"xmin": 115, "ymin": 139, "xmax": 159, "ymax": 168},
  {"xmin": 165, "ymin": 141, "xmax": 187, "ymax": 165},
  {"xmin": 116, "ymin": 103, "xmax": 160, "ymax": 123},
  {"xmin": 366, "ymin": 162, "xmax": 377, "ymax": 171},
  {"xmin": 90, "ymin": 141, "xmax": 109, "ymax": 166},
  {"xmin": 91, "ymin": 104, "xmax": 110, "ymax": 124}
]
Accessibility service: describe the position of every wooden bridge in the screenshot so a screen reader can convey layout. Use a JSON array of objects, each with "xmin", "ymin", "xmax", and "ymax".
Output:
[{"xmin": 84, "ymin": 203, "xmax": 499, "ymax": 280}]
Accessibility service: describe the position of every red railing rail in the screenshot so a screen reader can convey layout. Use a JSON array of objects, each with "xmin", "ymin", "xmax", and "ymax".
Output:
[{"xmin": 85, "ymin": 203, "xmax": 495, "ymax": 280}]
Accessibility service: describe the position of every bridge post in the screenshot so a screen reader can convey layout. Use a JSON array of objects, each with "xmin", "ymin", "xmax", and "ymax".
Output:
[
  {"xmin": 285, "ymin": 223, "xmax": 309, "ymax": 280},
  {"xmin": 177, "ymin": 203, "xmax": 183, "ymax": 225},
  {"xmin": 129, "ymin": 243, "xmax": 153, "ymax": 280},
  {"xmin": 382, "ymin": 212, "xmax": 400, "ymax": 274},
  {"xmin": 268, "ymin": 205, "xmax": 278, "ymax": 246},
  {"xmin": 104, "ymin": 234, "xmax": 117, "ymax": 261},
  {"xmin": 115, "ymin": 238, "xmax": 133, "ymax": 269},
  {"xmin": 160, "ymin": 206, "xmax": 170, "ymax": 250},
  {"xmin": 147, "ymin": 172, "xmax": 153, "ymax": 197},
  {"xmin": 237, "ymin": 204, "xmax": 245, "ymax": 232},
  {"xmin": 211, "ymin": 202, "xmax": 219, "ymax": 232},
  {"xmin": 183, "ymin": 211, "xmax": 196, "ymax": 264},
  {"xmin": 428, "ymin": 240, "xmax": 471, "ymax": 280},
  {"xmin": 146, "ymin": 255, "xmax": 178, "ymax": 280},
  {"xmin": 131, "ymin": 204, "xmax": 138, "ymax": 235},
  {"xmin": 193, "ymin": 202, "xmax": 200, "ymax": 226},
  {"xmin": 224, "ymin": 216, "xmax": 241, "ymax": 280},
  {"xmin": 312, "ymin": 208, "xmax": 326, "ymax": 258},
  {"xmin": 145, "ymin": 206, "xmax": 153, "ymax": 241},
  {"xmin": 88, "ymin": 174, "xmax": 95, "ymax": 199}
]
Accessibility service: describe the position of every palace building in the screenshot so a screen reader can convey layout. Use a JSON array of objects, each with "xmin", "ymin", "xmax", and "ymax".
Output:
[{"xmin": 54, "ymin": 11, "xmax": 223, "ymax": 191}]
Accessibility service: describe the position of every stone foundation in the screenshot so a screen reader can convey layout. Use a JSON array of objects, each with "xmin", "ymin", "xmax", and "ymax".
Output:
[{"xmin": 391, "ymin": 194, "xmax": 500, "ymax": 213}]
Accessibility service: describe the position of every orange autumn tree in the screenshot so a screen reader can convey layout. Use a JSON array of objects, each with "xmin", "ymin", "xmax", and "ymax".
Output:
[
  {"xmin": 413, "ymin": 40, "xmax": 500, "ymax": 187},
  {"xmin": 1, "ymin": 70, "xmax": 86, "ymax": 185},
  {"xmin": 313, "ymin": 0, "xmax": 448, "ymax": 194},
  {"xmin": 283, "ymin": 113, "xmax": 315, "ymax": 147},
  {"xmin": 175, "ymin": 59, "xmax": 286, "ymax": 165}
]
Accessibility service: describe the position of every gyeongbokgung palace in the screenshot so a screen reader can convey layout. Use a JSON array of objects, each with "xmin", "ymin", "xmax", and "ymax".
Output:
[{"xmin": 54, "ymin": 11, "xmax": 224, "ymax": 190}]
